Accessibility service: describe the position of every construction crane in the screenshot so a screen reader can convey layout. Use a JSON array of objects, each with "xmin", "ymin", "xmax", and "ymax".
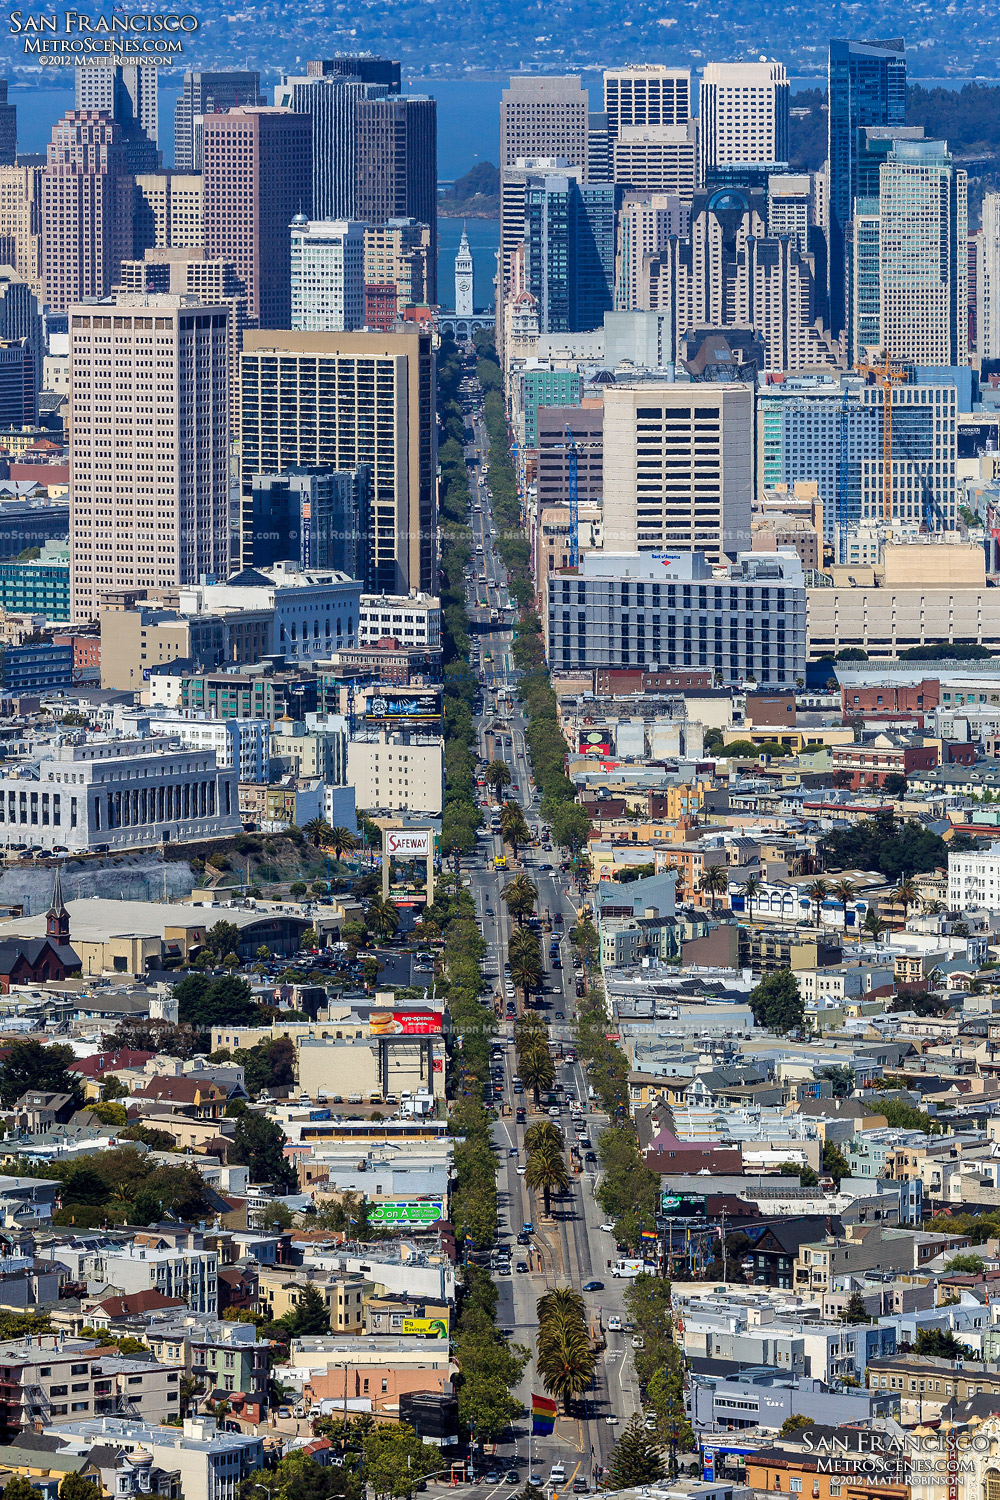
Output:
[
  {"xmin": 855, "ymin": 350, "xmax": 908, "ymax": 523},
  {"xmin": 565, "ymin": 424, "xmax": 579, "ymax": 569}
]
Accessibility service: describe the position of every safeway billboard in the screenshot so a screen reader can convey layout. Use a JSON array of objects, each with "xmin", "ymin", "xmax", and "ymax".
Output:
[{"xmin": 385, "ymin": 829, "xmax": 432, "ymax": 858}]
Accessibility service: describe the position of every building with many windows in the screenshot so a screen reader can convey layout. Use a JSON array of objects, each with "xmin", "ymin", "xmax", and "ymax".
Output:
[
  {"xmin": 0, "ymin": 541, "xmax": 68, "ymax": 620},
  {"xmin": 757, "ymin": 373, "xmax": 958, "ymax": 545},
  {"xmin": 41, "ymin": 113, "xmax": 133, "ymax": 315},
  {"xmin": 358, "ymin": 592, "xmax": 441, "ymax": 648},
  {"xmin": 697, "ymin": 61, "xmax": 789, "ymax": 181},
  {"xmin": 544, "ymin": 550, "xmax": 806, "ymax": 686},
  {"xmin": 239, "ymin": 329, "xmax": 436, "ymax": 592},
  {"xmin": 827, "ymin": 36, "xmax": 907, "ymax": 334},
  {"xmin": 948, "ymin": 841, "xmax": 1000, "ymax": 913},
  {"xmin": 524, "ymin": 173, "xmax": 618, "ymax": 333},
  {"xmin": 290, "ymin": 217, "xmax": 366, "ymax": 331},
  {"xmin": 0, "ymin": 736, "xmax": 240, "ymax": 854},
  {"xmin": 602, "ymin": 382, "xmax": 754, "ymax": 563},
  {"xmin": 603, "ymin": 65, "xmax": 691, "ymax": 141},
  {"xmin": 878, "ymin": 137, "xmax": 967, "ymax": 367},
  {"xmin": 68, "ymin": 295, "xmax": 231, "ymax": 621},
  {"xmin": 174, "ymin": 69, "xmax": 262, "ymax": 170},
  {"xmin": 201, "ymin": 107, "xmax": 312, "ymax": 328}
]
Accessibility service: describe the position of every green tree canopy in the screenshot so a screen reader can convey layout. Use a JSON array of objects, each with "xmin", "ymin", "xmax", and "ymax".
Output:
[
  {"xmin": 229, "ymin": 1111, "xmax": 297, "ymax": 1192},
  {"xmin": 607, "ymin": 1413, "xmax": 666, "ymax": 1489},
  {"xmin": 0, "ymin": 1039, "xmax": 84, "ymax": 1109},
  {"xmin": 749, "ymin": 969, "xmax": 804, "ymax": 1035}
]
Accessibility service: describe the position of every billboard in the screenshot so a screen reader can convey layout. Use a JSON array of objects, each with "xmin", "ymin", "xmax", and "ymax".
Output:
[
  {"xmin": 660, "ymin": 1192, "xmax": 707, "ymax": 1218},
  {"xmin": 579, "ymin": 730, "xmax": 613, "ymax": 757},
  {"xmin": 401, "ymin": 1316, "xmax": 449, "ymax": 1339},
  {"xmin": 369, "ymin": 1010, "xmax": 443, "ymax": 1036},
  {"xmin": 369, "ymin": 1200, "xmax": 444, "ymax": 1226},
  {"xmin": 386, "ymin": 828, "xmax": 432, "ymax": 858}
]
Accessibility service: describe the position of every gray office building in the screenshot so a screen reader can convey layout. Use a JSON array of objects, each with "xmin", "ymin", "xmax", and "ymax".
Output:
[
  {"xmin": 0, "ymin": 81, "xmax": 16, "ymax": 168},
  {"xmin": 545, "ymin": 551, "xmax": 806, "ymax": 687},
  {"xmin": 173, "ymin": 70, "xmax": 262, "ymax": 170},
  {"xmin": 275, "ymin": 75, "xmax": 385, "ymax": 221},
  {"xmin": 250, "ymin": 467, "xmax": 369, "ymax": 579}
]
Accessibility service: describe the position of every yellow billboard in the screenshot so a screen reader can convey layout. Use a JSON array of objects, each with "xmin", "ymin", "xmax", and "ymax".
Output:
[{"xmin": 401, "ymin": 1316, "xmax": 449, "ymax": 1339}]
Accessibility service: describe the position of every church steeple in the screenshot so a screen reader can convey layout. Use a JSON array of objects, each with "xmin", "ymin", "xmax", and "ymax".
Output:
[{"xmin": 46, "ymin": 867, "xmax": 69, "ymax": 944}]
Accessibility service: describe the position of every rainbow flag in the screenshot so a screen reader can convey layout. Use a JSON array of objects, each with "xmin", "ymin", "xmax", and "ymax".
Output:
[{"xmin": 532, "ymin": 1393, "xmax": 557, "ymax": 1436}]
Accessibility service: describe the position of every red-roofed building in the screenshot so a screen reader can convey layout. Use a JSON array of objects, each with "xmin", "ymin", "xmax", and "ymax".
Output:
[
  {"xmin": 72, "ymin": 1049, "xmax": 154, "ymax": 1080},
  {"xmin": 88, "ymin": 1289, "xmax": 187, "ymax": 1325}
]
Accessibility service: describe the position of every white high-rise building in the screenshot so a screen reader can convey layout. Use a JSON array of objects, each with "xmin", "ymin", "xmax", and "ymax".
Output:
[
  {"xmin": 698, "ymin": 61, "xmax": 789, "ymax": 179},
  {"xmin": 602, "ymin": 382, "xmax": 754, "ymax": 563},
  {"xmin": 290, "ymin": 216, "xmax": 366, "ymax": 331},
  {"xmin": 878, "ymin": 138, "xmax": 967, "ymax": 368},
  {"xmin": 603, "ymin": 66, "xmax": 691, "ymax": 141},
  {"xmin": 69, "ymin": 294, "xmax": 231, "ymax": 620},
  {"xmin": 977, "ymin": 193, "xmax": 1000, "ymax": 361},
  {"xmin": 75, "ymin": 63, "xmax": 158, "ymax": 147}
]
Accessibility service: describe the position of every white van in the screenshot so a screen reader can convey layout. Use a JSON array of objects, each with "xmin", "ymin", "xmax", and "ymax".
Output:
[{"xmin": 611, "ymin": 1258, "xmax": 646, "ymax": 1278}]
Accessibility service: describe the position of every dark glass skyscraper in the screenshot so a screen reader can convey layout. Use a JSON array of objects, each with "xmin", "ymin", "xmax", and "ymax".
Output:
[
  {"xmin": 525, "ymin": 174, "xmax": 618, "ymax": 332},
  {"xmin": 827, "ymin": 36, "xmax": 906, "ymax": 334}
]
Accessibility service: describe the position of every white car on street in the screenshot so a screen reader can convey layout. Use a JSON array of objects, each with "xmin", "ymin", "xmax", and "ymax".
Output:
[{"xmin": 600, "ymin": 1222, "xmax": 615, "ymax": 1233}]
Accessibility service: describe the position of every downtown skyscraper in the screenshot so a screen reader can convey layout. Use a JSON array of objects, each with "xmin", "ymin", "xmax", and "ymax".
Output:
[
  {"xmin": 69, "ymin": 295, "xmax": 231, "ymax": 619},
  {"xmin": 42, "ymin": 113, "xmax": 133, "ymax": 314},
  {"xmin": 201, "ymin": 107, "xmax": 312, "ymax": 327},
  {"xmin": 827, "ymin": 36, "xmax": 906, "ymax": 333}
]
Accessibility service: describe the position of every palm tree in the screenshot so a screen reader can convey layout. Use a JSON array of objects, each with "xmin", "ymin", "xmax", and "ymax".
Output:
[
  {"xmin": 524, "ymin": 1120, "xmax": 564, "ymax": 1154},
  {"xmin": 863, "ymin": 908, "xmax": 887, "ymax": 941},
  {"xmin": 739, "ymin": 873, "xmax": 763, "ymax": 921},
  {"xmin": 535, "ymin": 1320, "xmax": 597, "ymax": 1415},
  {"xmin": 365, "ymin": 896, "xmax": 400, "ymax": 942},
  {"xmin": 502, "ymin": 873, "xmax": 538, "ymax": 925},
  {"xmin": 303, "ymin": 817, "xmax": 334, "ymax": 849},
  {"xmin": 500, "ymin": 801, "xmax": 530, "ymax": 859},
  {"xmin": 518, "ymin": 1041, "xmax": 554, "ymax": 1103},
  {"xmin": 484, "ymin": 760, "xmax": 513, "ymax": 803},
  {"xmin": 832, "ymin": 878, "xmax": 856, "ymax": 931},
  {"xmin": 925, "ymin": 899, "xmax": 946, "ymax": 916},
  {"xmin": 524, "ymin": 1141, "xmax": 570, "ymax": 1216},
  {"xmin": 509, "ymin": 949, "xmax": 543, "ymax": 1009},
  {"xmin": 509, "ymin": 927, "xmax": 543, "ymax": 967},
  {"xmin": 699, "ymin": 864, "xmax": 729, "ymax": 915},
  {"xmin": 537, "ymin": 1286, "xmax": 586, "ymax": 1328},
  {"xmin": 514, "ymin": 1010, "xmax": 547, "ymax": 1042},
  {"xmin": 329, "ymin": 826, "xmax": 360, "ymax": 863},
  {"xmin": 806, "ymin": 878, "xmax": 829, "ymax": 930},
  {"xmin": 893, "ymin": 876, "xmax": 918, "ymax": 916}
]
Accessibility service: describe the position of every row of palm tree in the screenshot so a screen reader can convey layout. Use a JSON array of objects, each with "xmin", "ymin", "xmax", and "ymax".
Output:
[
  {"xmin": 301, "ymin": 820, "xmax": 361, "ymax": 862},
  {"xmin": 535, "ymin": 1285, "xmax": 597, "ymax": 1416},
  {"xmin": 501, "ymin": 873, "xmax": 537, "ymax": 925}
]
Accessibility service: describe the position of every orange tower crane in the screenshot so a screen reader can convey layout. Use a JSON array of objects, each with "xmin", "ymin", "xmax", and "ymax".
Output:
[{"xmin": 855, "ymin": 350, "xmax": 908, "ymax": 522}]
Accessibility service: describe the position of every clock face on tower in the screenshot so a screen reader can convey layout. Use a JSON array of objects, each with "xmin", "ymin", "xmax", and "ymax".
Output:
[{"xmin": 458, "ymin": 279, "xmax": 471, "ymax": 292}]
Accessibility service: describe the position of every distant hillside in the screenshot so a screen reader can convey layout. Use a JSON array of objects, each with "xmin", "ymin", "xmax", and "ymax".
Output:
[{"xmin": 439, "ymin": 161, "xmax": 501, "ymax": 218}]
